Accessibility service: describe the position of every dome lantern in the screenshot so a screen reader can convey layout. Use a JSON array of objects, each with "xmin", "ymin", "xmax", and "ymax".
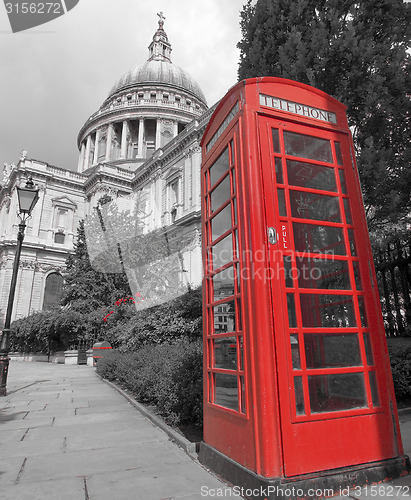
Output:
[{"xmin": 148, "ymin": 12, "xmax": 172, "ymax": 63}]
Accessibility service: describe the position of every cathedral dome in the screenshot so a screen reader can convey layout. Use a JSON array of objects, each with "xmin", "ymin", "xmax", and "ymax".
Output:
[
  {"xmin": 108, "ymin": 59, "xmax": 207, "ymax": 106},
  {"xmin": 77, "ymin": 13, "xmax": 208, "ymax": 173}
]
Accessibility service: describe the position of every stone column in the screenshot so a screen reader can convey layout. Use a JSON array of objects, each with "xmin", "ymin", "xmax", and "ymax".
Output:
[
  {"xmin": 191, "ymin": 145, "xmax": 202, "ymax": 209},
  {"xmin": 120, "ymin": 120, "xmax": 129, "ymax": 159},
  {"xmin": 105, "ymin": 124, "xmax": 114, "ymax": 162},
  {"xmin": 155, "ymin": 119, "xmax": 161, "ymax": 150},
  {"xmin": 173, "ymin": 121, "xmax": 178, "ymax": 138},
  {"xmin": 77, "ymin": 142, "xmax": 86, "ymax": 172},
  {"xmin": 92, "ymin": 129, "xmax": 101, "ymax": 165},
  {"xmin": 84, "ymin": 135, "xmax": 92, "ymax": 171},
  {"xmin": 137, "ymin": 118, "xmax": 144, "ymax": 157}
]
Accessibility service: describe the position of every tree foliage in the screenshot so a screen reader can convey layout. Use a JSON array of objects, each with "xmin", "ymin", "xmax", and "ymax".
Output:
[
  {"xmin": 237, "ymin": 0, "xmax": 411, "ymax": 230},
  {"xmin": 61, "ymin": 218, "xmax": 131, "ymax": 314}
]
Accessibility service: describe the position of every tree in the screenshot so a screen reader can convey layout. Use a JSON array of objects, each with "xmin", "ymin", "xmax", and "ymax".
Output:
[
  {"xmin": 61, "ymin": 218, "xmax": 132, "ymax": 314},
  {"xmin": 237, "ymin": 0, "xmax": 411, "ymax": 230}
]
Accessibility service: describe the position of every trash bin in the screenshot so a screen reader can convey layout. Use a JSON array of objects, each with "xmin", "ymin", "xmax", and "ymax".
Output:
[{"xmin": 92, "ymin": 341, "xmax": 112, "ymax": 366}]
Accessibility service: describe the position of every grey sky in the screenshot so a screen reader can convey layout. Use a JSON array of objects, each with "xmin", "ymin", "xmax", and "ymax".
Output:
[{"xmin": 0, "ymin": 1, "xmax": 246, "ymax": 176}]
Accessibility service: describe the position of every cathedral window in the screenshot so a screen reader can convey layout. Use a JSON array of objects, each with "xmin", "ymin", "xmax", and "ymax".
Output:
[
  {"xmin": 54, "ymin": 232, "xmax": 65, "ymax": 244},
  {"xmin": 43, "ymin": 273, "xmax": 63, "ymax": 310},
  {"xmin": 57, "ymin": 208, "xmax": 67, "ymax": 229}
]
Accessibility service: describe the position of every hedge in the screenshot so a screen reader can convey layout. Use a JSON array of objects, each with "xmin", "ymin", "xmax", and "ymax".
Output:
[{"xmin": 96, "ymin": 338, "xmax": 203, "ymax": 428}]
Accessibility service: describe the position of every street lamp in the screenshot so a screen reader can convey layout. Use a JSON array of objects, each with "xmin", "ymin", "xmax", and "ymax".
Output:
[{"xmin": 0, "ymin": 176, "xmax": 39, "ymax": 396}]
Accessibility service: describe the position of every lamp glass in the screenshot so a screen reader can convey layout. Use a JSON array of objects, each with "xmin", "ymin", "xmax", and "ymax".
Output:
[{"xmin": 17, "ymin": 187, "xmax": 39, "ymax": 214}]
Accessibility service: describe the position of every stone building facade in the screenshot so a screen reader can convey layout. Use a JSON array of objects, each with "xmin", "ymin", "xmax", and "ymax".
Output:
[{"xmin": 0, "ymin": 16, "xmax": 213, "ymax": 325}]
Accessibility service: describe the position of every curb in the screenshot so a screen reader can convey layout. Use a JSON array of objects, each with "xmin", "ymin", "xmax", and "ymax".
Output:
[
  {"xmin": 96, "ymin": 373, "xmax": 199, "ymax": 458},
  {"xmin": 398, "ymin": 407, "xmax": 411, "ymax": 416}
]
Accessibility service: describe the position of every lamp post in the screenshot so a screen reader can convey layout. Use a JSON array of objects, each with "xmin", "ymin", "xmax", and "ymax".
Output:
[{"xmin": 0, "ymin": 176, "xmax": 39, "ymax": 396}]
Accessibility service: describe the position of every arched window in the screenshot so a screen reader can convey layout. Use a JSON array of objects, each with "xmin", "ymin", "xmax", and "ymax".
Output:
[{"xmin": 43, "ymin": 273, "xmax": 63, "ymax": 310}]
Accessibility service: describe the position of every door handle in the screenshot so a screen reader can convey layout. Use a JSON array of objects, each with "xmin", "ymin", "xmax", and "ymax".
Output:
[{"xmin": 267, "ymin": 227, "xmax": 277, "ymax": 245}]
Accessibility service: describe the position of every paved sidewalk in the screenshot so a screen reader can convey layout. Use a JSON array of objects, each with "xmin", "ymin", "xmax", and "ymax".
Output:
[
  {"xmin": 0, "ymin": 361, "xmax": 228, "ymax": 500},
  {"xmin": 1, "ymin": 362, "xmax": 410, "ymax": 500}
]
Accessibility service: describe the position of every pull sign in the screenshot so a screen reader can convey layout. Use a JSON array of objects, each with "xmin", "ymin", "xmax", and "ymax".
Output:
[{"xmin": 268, "ymin": 227, "xmax": 277, "ymax": 245}]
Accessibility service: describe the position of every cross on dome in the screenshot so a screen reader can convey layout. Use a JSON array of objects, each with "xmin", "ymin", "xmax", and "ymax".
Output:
[
  {"xmin": 157, "ymin": 11, "xmax": 165, "ymax": 29},
  {"xmin": 148, "ymin": 13, "xmax": 172, "ymax": 62}
]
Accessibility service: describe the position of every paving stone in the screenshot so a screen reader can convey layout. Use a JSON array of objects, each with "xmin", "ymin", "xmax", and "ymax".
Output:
[{"xmin": 0, "ymin": 477, "xmax": 85, "ymax": 500}]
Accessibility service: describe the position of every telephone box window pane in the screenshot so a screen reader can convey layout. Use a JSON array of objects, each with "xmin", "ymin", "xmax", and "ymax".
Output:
[
  {"xmin": 234, "ymin": 264, "xmax": 241, "ymax": 293},
  {"xmin": 294, "ymin": 377, "xmax": 305, "ymax": 415},
  {"xmin": 296, "ymin": 257, "xmax": 351, "ymax": 290},
  {"xmin": 284, "ymin": 131, "xmax": 333, "ymax": 163},
  {"xmin": 212, "ymin": 233, "xmax": 233, "ymax": 270},
  {"xmin": 369, "ymin": 372, "xmax": 380, "ymax": 407},
  {"xmin": 304, "ymin": 333, "xmax": 361, "ymax": 369},
  {"xmin": 232, "ymin": 198, "xmax": 237, "ymax": 226},
  {"xmin": 213, "ymin": 300, "xmax": 236, "ymax": 333},
  {"xmin": 283, "ymin": 256, "xmax": 293, "ymax": 288},
  {"xmin": 348, "ymin": 229, "xmax": 357, "ymax": 256},
  {"xmin": 230, "ymin": 140, "xmax": 234, "ymax": 165},
  {"xmin": 308, "ymin": 373, "xmax": 367, "ymax": 413},
  {"xmin": 353, "ymin": 261, "xmax": 363, "ymax": 290},
  {"xmin": 363, "ymin": 333, "xmax": 374, "ymax": 365},
  {"xmin": 211, "ymin": 176, "xmax": 231, "ymax": 212},
  {"xmin": 236, "ymin": 299, "xmax": 243, "ymax": 331},
  {"xmin": 239, "ymin": 336, "xmax": 244, "ymax": 371},
  {"xmin": 290, "ymin": 191, "xmax": 341, "ymax": 223},
  {"xmin": 215, "ymin": 373, "xmax": 238, "ymax": 411},
  {"xmin": 287, "ymin": 294, "xmax": 297, "ymax": 327},
  {"xmin": 213, "ymin": 266, "xmax": 235, "ymax": 301},
  {"xmin": 287, "ymin": 160, "xmax": 337, "ymax": 192},
  {"xmin": 300, "ymin": 294, "xmax": 356, "ymax": 328},
  {"xmin": 234, "ymin": 230, "xmax": 239, "ymax": 259},
  {"xmin": 214, "ymin": 337, "xmax": 237, "ymax": 370},
  {"xmin": 339, "ymin": 170, "xmax": 348, "ymax": 194},
  {"xmin": 208, "ymin": 374, "xmax": 213, "ymax": 403},
  {"xmin": 275, "ymin": 157, "xmax": 283, "ymax": 183},
  {"xmin": 231, "ymin": 169, "xmax": 236, "ymax": 195},
  {"xmin": 277, "ymin": 189, "xmax": 287, "ymax": 216},
  {"xmin": 240, "ymin": 376, "xmax": 246, "ymax": 414},
  {"xmin": 290, "ymin": 335, "xmax": 301, "ymax": 369},
  {"xmin": 335, "ymin": 142, "xmax": 343, "ymax": 165},
  {"xmin": 343, "ymin": 198, "xmax": 353, "ymax": 224},
  {"xmin": 272, "ymin": 128, "xmax": 280, "ymax": 153},
  {"xmin": 293, "ymin": 223, "xmax": 346, "ymax": 255},
  {"xmin": 211, "ymin": 204, "xmax": 232, "ymax": 241},
  {"xmin": 358, "ymin": 296, "xmax": 368, "ymax": 327},
  {"xmin": 207, "ymin": 340, "xmax": 213, "ymax": 368},
  {"xmin": 210, "ymin": 148, "xmax": 229, "ymax": 186}
]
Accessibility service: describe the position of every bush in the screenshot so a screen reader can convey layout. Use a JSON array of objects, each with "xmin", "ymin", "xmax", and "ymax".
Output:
[
  {"xmin": 388, "ymin": 342, "xmax": 411, "ymax": 404},
  {"xmin": 96, "ymin": 338, "xmax": 203, "ymax": 428},
  {"xmin": 104, "ymin": 287, "xmax": 203, "ymax": 350},
  {"xmin": 10, "ymin": 308, "xmax": 105, "ymax": 353}
]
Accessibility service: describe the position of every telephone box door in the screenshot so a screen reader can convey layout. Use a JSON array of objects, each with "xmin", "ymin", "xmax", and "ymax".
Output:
[{"xmin": 259, "ymin": 116, "xmax": 399, "ymax": 477}]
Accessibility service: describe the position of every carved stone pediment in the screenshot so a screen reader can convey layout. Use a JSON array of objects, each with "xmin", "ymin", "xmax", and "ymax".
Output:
[{"xmin": 51, "ymin": 196, "xmax": 78, "ymax": 210}]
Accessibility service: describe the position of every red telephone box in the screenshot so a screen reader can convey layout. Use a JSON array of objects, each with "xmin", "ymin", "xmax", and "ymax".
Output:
[{"xmin": 199, "ymin": 78, "xmax": 409, "ymax": 497}]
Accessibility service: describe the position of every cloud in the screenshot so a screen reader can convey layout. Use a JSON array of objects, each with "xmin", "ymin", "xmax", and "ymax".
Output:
[{"xmin": 0, "ymin": 0, "xmax": 245, "ymax": 177}]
